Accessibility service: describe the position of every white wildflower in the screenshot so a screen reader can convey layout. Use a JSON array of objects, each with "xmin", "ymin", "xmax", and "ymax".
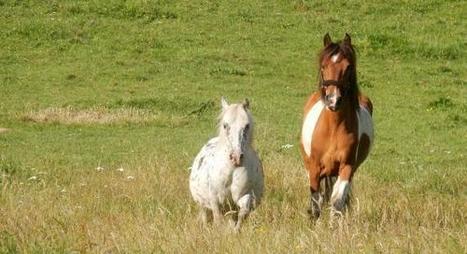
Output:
[
  {"xmin": 117, "ymin": 167, "xmax": 124, "ymax": 172},
  {"xmin": 281, "ymin": 144, "xmax": 294, "ymax": 149},
  {"xmin": 127, "ymin": 176, "xmax": 135, "ymax": 180},
  {"xmin": 28, "ymin": 176, "xmax": 38, "ymax": 181},
  {"xmin": 96, "ymin": 166, "xmax": 104, "ymax": 171}
]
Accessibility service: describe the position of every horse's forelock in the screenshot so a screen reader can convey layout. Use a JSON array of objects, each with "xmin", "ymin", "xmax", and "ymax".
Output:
[{"xmin": 218, "ymin": 104, "xmax": 253, "ymax": 130}]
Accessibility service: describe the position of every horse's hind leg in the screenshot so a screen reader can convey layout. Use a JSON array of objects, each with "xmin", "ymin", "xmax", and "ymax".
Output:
[
  {"xmin": 321, "ymin": 176, "xmax": 336, "ymax": 203},
  {"xmin": 210, "ymin": 201, "xmax": 223, "ymax": 225},
  {"xmin": 199, "ymin": 207, "xmax": 212, "ymax": 225}
]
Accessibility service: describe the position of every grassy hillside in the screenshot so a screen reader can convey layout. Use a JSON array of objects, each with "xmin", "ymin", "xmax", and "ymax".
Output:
[{"xmin": 0, "ymin": 0, "xmax": 466, "ymax": 252}]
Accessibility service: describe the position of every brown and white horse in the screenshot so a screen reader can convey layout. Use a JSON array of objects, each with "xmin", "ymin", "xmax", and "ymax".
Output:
[{"xmin": 300, "ymin": 33, "xmax": 374, "ymax": 218}]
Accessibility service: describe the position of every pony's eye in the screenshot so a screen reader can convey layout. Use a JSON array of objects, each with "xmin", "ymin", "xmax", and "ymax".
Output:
[
  {"xmin": 223, "ymin": 123, "xmax": 229, "ymax": 129},
  {"xmin": 244, "ymin": 124, "xmax": 250, "ymax": 130}
]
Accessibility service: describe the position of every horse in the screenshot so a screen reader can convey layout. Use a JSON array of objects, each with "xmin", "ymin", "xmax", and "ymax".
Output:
[
  {"xmin": 189, "ymin": 97, "xmax": 264, "ymax": 230},
  {"xmin": 300, "ymin": 33, "xmax": 374, "ymax": 219}
]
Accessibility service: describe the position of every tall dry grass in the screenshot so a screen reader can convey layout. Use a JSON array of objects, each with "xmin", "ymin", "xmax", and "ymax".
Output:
[{"xmin": 0, "ymin": 154, "xmax": 465, "ymax": 253}]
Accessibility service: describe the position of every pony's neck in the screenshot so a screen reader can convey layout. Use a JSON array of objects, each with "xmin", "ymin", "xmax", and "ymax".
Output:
[{"xmin": 324, "ymin": 98, "xmax": 357, "ymax": 123}]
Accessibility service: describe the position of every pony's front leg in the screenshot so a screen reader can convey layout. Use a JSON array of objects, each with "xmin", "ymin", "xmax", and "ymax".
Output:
[
  {"xmin": 235, "ymin": 194, "xmax": 253, "ymax": 231},
  {"xmin": 331, "ymin": 165, "xmax": 352, "ymax": 214},
  {"xmin": 307, "ymin": 170, "xmax": 323, "ymax": 219}
]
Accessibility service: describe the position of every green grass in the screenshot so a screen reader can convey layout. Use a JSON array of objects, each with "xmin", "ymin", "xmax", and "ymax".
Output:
[{"xmin": 0, "ymin": 0, "xmax": 466, "ymax": 252}]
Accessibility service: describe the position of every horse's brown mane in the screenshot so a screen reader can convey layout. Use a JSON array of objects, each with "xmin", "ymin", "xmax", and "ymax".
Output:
[{"xmin": 317, "ymin": 41, "xmax": 360, "ymax": 110}]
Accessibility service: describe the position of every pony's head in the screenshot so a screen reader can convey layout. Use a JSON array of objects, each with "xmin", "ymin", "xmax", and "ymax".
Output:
[
  {"xmin": 219, "ymin": 97, "xmax": 253, "ymax": 166},
  {"xmin": 318, "ymin": 33, "xmax": 359, "ymax": 111}
]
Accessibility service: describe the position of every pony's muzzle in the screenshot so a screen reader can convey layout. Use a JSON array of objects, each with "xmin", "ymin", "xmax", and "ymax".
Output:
[
  {"xmin": 325, "ymin": 94, "xmax": 342, "ymax": 111},
  {"xmin": 230, "ymin": 152, "xmax": 244, "ymax": 166}
]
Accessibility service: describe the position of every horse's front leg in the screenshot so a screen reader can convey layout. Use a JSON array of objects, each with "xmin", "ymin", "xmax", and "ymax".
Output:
[
  {"xmin": 307, "ymin": 169, "xmax": 322, "ymax": 219},
  {"xmin": 331, "ymin": 165, "xmax": 352, "ymax": 214},
  {"xmin": 234, "ymin": 193, "xmax": 253, "ymax": 231}
]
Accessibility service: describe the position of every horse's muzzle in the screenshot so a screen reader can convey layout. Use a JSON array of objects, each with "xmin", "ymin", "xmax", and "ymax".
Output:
[
  {"xmin": 230, "ymin": 152, "xmax": 244, "ymax": 166},
  {"xmin": 325, "ymin": 95, "xmax": 342, "ymax": 111}
]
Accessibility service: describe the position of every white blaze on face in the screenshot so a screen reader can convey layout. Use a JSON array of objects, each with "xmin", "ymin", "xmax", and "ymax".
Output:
[
  {"xmin": 301, "ymin": 100, "xmax": 325, "ymax": 157},
  {"xmin": 331, "ymin": 53, "xmax": 340, "ymax": 63},
  {"xmin": 222, "ymin": 104, "xmax": 251, "ymax": 164},
  {"xmin": 325, "ymin": 86, "xmax": 340, "ymax": 108}
]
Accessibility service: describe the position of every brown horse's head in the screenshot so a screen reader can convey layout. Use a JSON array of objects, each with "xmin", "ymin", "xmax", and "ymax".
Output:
[{"xmin": 318, "ymin": 33, "xmax": 359, "ymax": 111}]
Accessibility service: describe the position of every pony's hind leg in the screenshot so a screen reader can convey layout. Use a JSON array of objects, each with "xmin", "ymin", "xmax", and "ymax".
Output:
[
  {"xmin": 199, "ymin": 207, "xmax": 212, "ymax": 225},
  {"xmin": 321, "ymin": 176, "xmax": 336, "ymax": 203},
  {"xmin": 210, "ymin": 201, "xmax": 223, "ymax": 225}
]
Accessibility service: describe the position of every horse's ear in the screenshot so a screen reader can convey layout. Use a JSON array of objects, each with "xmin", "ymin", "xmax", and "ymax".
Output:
[
  {"xmin": 221, "ymin": 96, "xmax": 229, "ymax": 110},
  {"xmin": 343, "ymin": 33, "xmax": 351, "ymax": 45},
  {"xmin": 242, "ymin": 98, "xmax": 250, "ymax": 109},
  {"xmin": 323, "ymin": 33, "xmax": 332, "ymax": 47}
]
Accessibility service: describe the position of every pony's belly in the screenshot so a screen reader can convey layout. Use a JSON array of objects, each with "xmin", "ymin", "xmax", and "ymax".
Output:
[{"xmin": 356, "ymin": 105, "xmax": 374, "ymax": 163}]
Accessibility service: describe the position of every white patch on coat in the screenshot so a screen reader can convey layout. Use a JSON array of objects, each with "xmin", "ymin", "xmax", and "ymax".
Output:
[
  {"xmin": 355, "ymin": 105, "xmax": 374, "ymax": 160},
  {"xmin": 301, "ymin": 100, "xmax": 325, "ymax": 157}
]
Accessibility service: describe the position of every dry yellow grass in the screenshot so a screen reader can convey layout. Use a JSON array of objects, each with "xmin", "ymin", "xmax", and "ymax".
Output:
[
  {"xmin": 20, "ymin": 107, "xmax": 188, "ymax": 126},
  {"xmin": 0, "ymin": 155, "xmax": 465, "ymax": 253}
]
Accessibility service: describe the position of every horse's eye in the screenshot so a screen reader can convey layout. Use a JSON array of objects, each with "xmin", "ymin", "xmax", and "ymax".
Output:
[
  {"xmin": 244, "ymin": 124, "xmax": 250, "ymax": 130},
  {"xmin": 223, "ymin": 123, "xmax": 229, "ymax": 129}
]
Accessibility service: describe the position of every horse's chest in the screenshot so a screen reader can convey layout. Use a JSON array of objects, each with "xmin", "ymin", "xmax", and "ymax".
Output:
[{"xmin": 302, "ymin": 102, "xmax": 373, "ymax": 166}]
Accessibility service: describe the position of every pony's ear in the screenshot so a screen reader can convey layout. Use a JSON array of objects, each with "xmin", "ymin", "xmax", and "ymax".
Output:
[
  {"xmin": 221, "ymin": 96, "xmax": 229, "ymax": 110},
  {"xmin": 323, "ymin": 33, "xmax": 332, "ymax": 47},
  {"xmin": 343, "ymin": 33, "xmax": 351, "ymax": 45},
  {"xmin": 242, "ymin": 98, "xmax": 250, "ymax": 109}
]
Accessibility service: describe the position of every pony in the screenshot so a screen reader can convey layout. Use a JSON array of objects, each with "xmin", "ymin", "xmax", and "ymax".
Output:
[
  {"xmin": 300, "ymin": 33, "xmax": 374, "ymax": 218},
  {"xmin": 189, "ymin": 97, "xmax": 264, "ymax": 230}
]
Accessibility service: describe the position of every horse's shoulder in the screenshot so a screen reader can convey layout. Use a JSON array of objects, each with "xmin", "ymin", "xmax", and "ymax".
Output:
[
  {"xmin": 304, "ymin": 92, "xmax": 322, "ymax": 114},
  {"xmin": 358, "ymin": 94, "xmax": 373, "ymax": 115}
]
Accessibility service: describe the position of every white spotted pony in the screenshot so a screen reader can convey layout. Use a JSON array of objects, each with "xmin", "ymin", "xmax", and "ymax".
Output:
[{"xmin": 189, "ymin": 97, "xmax": 264, "ymax": 230}]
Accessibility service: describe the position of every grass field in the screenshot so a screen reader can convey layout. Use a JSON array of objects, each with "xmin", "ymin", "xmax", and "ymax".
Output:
[{"xmin": 0, "ymin": 0, "xmax": 466, "ymax": 253}]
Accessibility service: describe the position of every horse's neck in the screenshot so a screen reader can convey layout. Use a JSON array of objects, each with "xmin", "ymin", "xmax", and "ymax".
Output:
[{"xmin": 323, "ymin": 99, "xmax": 357, "ymax": 125}]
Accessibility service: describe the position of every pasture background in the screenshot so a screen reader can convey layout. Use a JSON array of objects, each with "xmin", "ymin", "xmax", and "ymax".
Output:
[{"xmin": 0, "ymin": 0, "xmax": 466, "ymax": 252}]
